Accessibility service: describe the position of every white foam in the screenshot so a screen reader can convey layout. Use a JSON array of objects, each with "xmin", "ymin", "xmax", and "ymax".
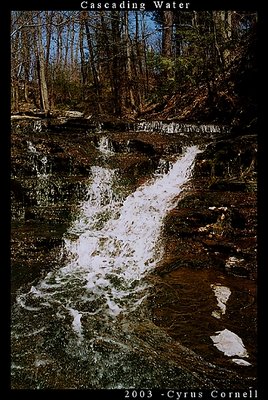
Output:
[
  {"xmin": 17, "ymin": 146, "xmax": 201, "ymax": 328},
  {"xmin": 97, "ymin": 136, "xmax": 114, "ymax": 154},
  {"xmin": 67, "ymin": 306, "xmax": 83, "ymax": 337}
]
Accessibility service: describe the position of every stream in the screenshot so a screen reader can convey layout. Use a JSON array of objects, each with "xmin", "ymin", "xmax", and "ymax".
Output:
[{"xmin": 10, "ymin": 122, "xmax": 257, "ymax": 390}]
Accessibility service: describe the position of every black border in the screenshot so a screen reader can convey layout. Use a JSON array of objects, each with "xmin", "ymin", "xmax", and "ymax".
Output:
[
  {"xmin": 5, "ymin": 0, "xmax": 263, "ymax": 11},
  {"xmin": 3, "ymin": 0, "xmax": 265, "ymax": 397}
]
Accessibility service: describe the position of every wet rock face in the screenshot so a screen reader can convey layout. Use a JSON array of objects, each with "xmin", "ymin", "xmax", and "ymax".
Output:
[
  {"xmin": 194, "ymin": 134, "xmax": 257, "ymax": 190},
  {"xmin": 11, "ymin": 118, "xmax": 257, "ymax": 388},
  {"xmin": 10, "ymin": 118, "xmax": 183, "ymax": 303},
  {"xmin": 157, "ymin": 134, "xmax": 257, "ymax": 280},
  {"xmin": 151, "ymin": 132, "xmax": 257, "ymax": 382},
  {"xmin": 161, "ymin": 190, "xmax": 257, "ymax": 279},
  {"xmin": 11, "ymin": 119, "xmax": 257, "ymax": 287}
]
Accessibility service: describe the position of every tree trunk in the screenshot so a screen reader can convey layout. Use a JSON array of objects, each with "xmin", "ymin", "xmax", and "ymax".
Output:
[
  {"xmin": 100, "ymin": 12, "xmax": 114, "ymax": 109},
  {"xmin": 135, "ymin": 12, "xmax": 145, "ymax": 108},
  {"xmin": 79, "ymin": 15, "xmax": 87, "ymax": 101},
  {"xmin": 83, "ymin": 11, "xmax": 102, "ymax": 114},
  {"xmin": 111, "ymin": 11, "xmax": 122, "ymax": 116},
  {"xmin": 162, "ymin": 11, "xmax": 174, "ymax": 80},
  {"xmin": 12, "ymin": 81, "xmax": 19, "ymax": 113},
  {"xmin": 35, "ymin": 13, "xmax": 50, "ymax": 114},
  {"xmin": 45, "ymin": 11, "xmax": 53, "ymax": 77},
  {"xmin": 123, "ymin": 11, "xmax": 136, "ymax": 112},
  {"xmin": 162, "ymin": 11, "xmax": 173, "ymax": 58}
]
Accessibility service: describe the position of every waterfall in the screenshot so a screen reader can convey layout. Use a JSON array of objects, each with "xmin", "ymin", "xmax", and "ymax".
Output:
[
  {"xmin": 12, "ymin": 145, "xmax": 202, "ymax": 389},
  {"xmin": 27, "ymin": 141, "xmax": 51, "ymax": 177},
  {"xmin": 26, "ymin": 141, "xmax": 53, "ymax": 206},
  {"xmin": 132, "ymin": 121, "xmax": 230, "ymax": 136},
  {"xmin": 97, "ymin": 136, "xmax": 114, "ymax": 155},
  {"xmin": 17, "ymin": 145, "xmax": 200, "ymax": 318}
]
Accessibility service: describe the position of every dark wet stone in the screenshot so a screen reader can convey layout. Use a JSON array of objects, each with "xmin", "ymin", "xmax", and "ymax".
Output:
[
  {"xmin": 194, "ymin": 135, "xmax": 257, "ymax": 181},
  {"xmin": 209, "ymin": 180, "xmax": 247, "ymax": 191},
  {"xmin": 126, "ymin": 139, "xmax": 156, "ymax": 155},
  {"xmin": 101, "ymin": 121, "xmax": 130, "ymax": 131}
]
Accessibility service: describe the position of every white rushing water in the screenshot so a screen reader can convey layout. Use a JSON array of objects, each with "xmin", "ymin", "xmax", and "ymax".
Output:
[
  {"xmin": 97, "ymin": 136, "xmax": 114, "ymax": 154},
  {"xmin": 16, "ymin": 146, "xmax": 201, "ymax": 336},
  {"xmin": 132, "ymin": 121, "xmax": 230, "ymax": 135}
]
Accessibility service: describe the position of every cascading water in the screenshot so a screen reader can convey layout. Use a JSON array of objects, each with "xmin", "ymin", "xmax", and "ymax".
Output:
[
  {"xmin": 26, "ymin": 141, "xmax": 53, "ymax": 206},
  {"xmin": 132, "ymin": 121, "xmax": 230, "ymax": 136},
  {"xmin": 12, "ymin": 146, "xmax": 209, "ymax": 389},
  {"xmin": 97, "ymin": 136, "xmax": 115, "ymax": 155}
]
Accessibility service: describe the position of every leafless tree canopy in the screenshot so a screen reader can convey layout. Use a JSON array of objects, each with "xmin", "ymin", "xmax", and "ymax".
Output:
[{"xmin": 11, "ymin": 10, "xmax": 257, "ymax": 118}]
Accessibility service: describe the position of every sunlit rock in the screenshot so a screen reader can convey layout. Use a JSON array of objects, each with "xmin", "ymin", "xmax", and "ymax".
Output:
[
  {"xmin": 232, "ymin": 358, "xmax": 251, "ymax": 366},
  {"xmin": 211, "ymin": 284, "xmax": 231, "ymax": 319},
  {"xmin": 210, "ymin": 328, "xmax": 249, "ymax": 358},
  {"xmin": 64, "ymin": 111, "xmax": 84, "ymax": 118}
]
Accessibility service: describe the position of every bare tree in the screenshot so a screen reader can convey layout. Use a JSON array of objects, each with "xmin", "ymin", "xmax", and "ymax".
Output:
[
  {"xmin": 162, "ymin": 11, "xmax": 174, "ymax": 58},
  {"xmin": 34, "ymin": 12, "xmax": 50, "ymax": 114},
  {"xmin": 82, "ymin": 11, "xmax": 102, "ymax": 113}
]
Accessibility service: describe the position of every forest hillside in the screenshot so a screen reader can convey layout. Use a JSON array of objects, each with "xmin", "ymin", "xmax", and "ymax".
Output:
[{"xmin": 11, "ymin": 10, "xmax": 258, "ymax": 129}]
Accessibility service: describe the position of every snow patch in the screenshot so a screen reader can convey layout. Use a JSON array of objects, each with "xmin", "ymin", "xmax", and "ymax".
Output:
[{"xmin": 210, "ymin": 328, "xmax": 249, "ymax": 358}]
